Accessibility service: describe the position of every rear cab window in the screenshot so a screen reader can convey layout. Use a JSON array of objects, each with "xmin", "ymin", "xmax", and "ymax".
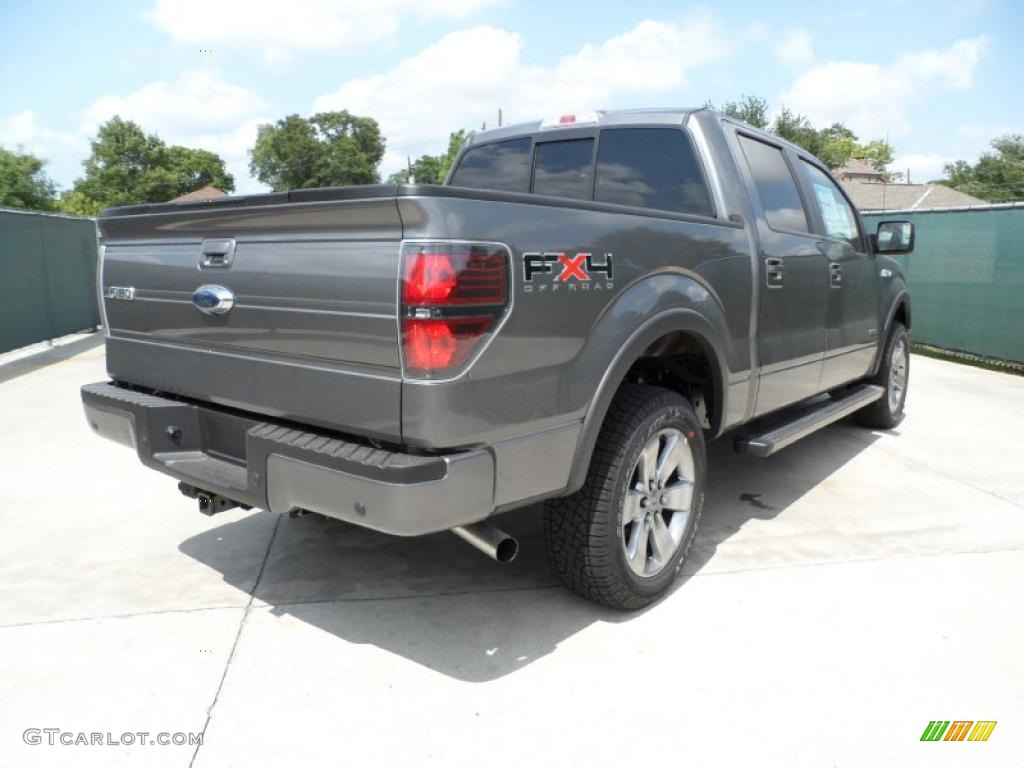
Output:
[
  {"xmin": 449, "ymin": 137, "xmax": 532, "ymax": 192},
  {"xmin": 595, "ymin": 128, "xmax": 713, "ymax": 216},
  {"xmin": 532, "ymin": 139, "xmax": 595, "ymax": 200},
  {"xmin": 449, "ymin": 124, "xmax": 714, "ymax": 218},
  {"xmin": 737, "ymin": 134, "xmax": 810, "ymax": 234}
]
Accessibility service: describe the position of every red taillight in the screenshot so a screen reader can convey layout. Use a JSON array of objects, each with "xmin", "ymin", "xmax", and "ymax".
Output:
[
  {"xmin": 402, "ymin": 247, "xmax": 506, "ymax": 306},
  {"xmin": 402, "ymin": 317, "xmax": 491, "ymax": 371},
  {"xmin": 402, "ymin": 253, "xmax": 457, "ymax": 304},
  {"xmin": 400, "ymin": 242, "xmax": 509, "ymax": 378}
]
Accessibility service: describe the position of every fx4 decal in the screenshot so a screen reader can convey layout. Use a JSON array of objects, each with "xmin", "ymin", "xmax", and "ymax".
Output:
[{"xmin": 522, "ymin": 252, "xmax": 615, "ymax": 293}]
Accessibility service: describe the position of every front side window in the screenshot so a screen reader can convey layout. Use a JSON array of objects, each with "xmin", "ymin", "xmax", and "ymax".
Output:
[
  {"xmin": 450, "ymin": 137, "xmax": 532, "ymax": 193},
  {"xmin": 595, "ymin": 128, "xmax": 713, "ymax": 216},
  {"xmin": 532, "ymin": 139, "xmax": 595, "ymax": 200},
  {"xmin": 738, "ymin": 135, "xmax": 809, "ymax": 233},
  {"xmin": 801, "ymin": 161, "xmax": 861, "ymax": 249}
]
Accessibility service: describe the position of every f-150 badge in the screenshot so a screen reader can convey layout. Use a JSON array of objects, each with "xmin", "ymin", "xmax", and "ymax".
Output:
[{"xmin": 522, "ymin": 251, "xmax": 614, "ymax": 293}]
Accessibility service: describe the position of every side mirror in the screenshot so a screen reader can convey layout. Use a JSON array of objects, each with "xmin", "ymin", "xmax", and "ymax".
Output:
[{"xmin": 874, "ymin": 221, "xmax": 914, "ymax": 255}]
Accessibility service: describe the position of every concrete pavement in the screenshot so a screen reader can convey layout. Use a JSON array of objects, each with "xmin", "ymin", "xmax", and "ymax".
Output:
[{"xmin": 1, "ymin": 335, "xmax": 1021, "ymax": 766}]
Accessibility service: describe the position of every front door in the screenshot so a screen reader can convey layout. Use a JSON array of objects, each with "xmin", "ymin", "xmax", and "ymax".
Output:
[
  {"xmin": 797, "ymin": 159, "xmax": 880, "ymax": 390},
  {"xmin": 733, "ymin": 133, "xmax": 829, "ymax": 416}
]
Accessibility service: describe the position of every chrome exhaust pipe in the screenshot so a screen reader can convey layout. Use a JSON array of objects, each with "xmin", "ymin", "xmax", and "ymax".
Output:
[{"xmin": 451, "ymin": 522, "xmax": 519, "ymax": 563}]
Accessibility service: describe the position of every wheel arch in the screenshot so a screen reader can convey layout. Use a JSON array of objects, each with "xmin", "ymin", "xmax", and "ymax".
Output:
[
  {"xmin": 871, "ymin": 289, "xmax": 911, "ymax": 376},
  {"xmin": 565, "ymin": 308, "xmax": 729, "ymax": 495}
]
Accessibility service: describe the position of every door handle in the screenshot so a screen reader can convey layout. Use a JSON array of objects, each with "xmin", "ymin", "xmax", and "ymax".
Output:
[
  {"xmin": 829, "ymin": 262, "xmax": 842, "ymax": 288},
  {"xmin": 199, "ymin": 238, "xmax": 236, "ymax": 269},
  {"xmin": 765, "ymin": 257, "xmax": 784, "ymax": 288}
]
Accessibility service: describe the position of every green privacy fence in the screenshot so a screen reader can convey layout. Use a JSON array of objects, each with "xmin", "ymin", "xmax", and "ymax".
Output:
[
  {"xmin": 864, "ymin": 205, "xmax": 1024, "ymax": 364},
  {"xmin": 0, "ymin": 208, "xmax": 100, "ymax": 354}
]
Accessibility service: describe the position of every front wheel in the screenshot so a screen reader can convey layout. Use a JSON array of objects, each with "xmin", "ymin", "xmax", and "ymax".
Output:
[
  {"xmin": 855, "ymin": 322, "xmax": 909, "ymax": 429},
  {"xmin": 543, "ymin": 384, "xmax": 706, "ymax": 610}
]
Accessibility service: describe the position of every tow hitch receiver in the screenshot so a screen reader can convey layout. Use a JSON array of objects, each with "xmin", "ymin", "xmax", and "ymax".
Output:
[{"xmin": 177, "ymin": 482, "xmax": 247, "ymax": 516}]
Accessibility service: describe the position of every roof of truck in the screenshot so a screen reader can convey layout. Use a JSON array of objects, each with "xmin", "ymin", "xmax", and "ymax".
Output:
[
  {"xmin": 466, "ymin": 107, "xmax": 703, "ymax": 145},
  {"xmin": 465, "ymin": 107, "xmax": 812, "ymax": 157}
]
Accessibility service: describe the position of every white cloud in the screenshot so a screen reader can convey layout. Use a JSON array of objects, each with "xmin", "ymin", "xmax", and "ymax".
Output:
[
  {"xmin": 0, "ymin": 109, "xmax": 83, "ymax": 164},
  {"xmin": 81, "ymin": 69, "xmax": 267, "ymax": 137},
  {"xmin": 781, "ymin": 36, "xmax": 987, "ymax": 137},
  {"xmin": 314, "ymin": 18, "xmax": 741, "ymax": 174},
  {"xmin": 773, "ymin": 29, "xmax": 814, "ymax": 68},
  {"xmin": 147, "ymin": 0, "xmax": 498, "ymax": 60},
  {"xmin": 80, "ymin": 69, "xmax": 272, "ymax": 193},
  {"xmin": 0, "ymin": 110, "xmax": 40, "ymax": 146}
]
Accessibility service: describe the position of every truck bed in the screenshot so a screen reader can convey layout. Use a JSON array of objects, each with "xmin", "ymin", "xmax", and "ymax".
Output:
[{"xmin": 99, "ymin": 186, "xmax": 409, "ymax": 441}]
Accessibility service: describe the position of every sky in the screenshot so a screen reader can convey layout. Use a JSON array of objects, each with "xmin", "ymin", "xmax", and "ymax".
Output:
[{"xmin": 1, "ymin": 0, "xmax": 1021, "ymax": 195}]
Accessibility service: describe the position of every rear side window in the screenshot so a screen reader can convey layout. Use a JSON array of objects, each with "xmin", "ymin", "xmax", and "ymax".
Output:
[
  {"xmin": 801, "ymin": 161, "xmax": 861, "ymax": 249},
  {"xmin": 450, "ymin": 137, "xmax": 532, "ymax": 193},
  {"xmin": 738, "ymin": 135, "xmax": 809, "ymax": 233},
  {"xmin": 595, "ymin": 128, "xmax": 713, "ymax": 216},
  {"xmin": 532, "ymin": 139, "xmax": 594, "ymax": 200}
]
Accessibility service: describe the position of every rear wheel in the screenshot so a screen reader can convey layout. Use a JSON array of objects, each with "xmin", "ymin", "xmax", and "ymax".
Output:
[
  {"xmin": 855, "ymin": 322, "xmax": 909, "ymax": 429},
  {"xmin": 543, "ymin": 384, "xmax": 706, "ymax": 610}
]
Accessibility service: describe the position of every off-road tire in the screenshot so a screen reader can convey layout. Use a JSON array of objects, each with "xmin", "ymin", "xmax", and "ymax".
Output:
[
  {"xmin": 855, "ymin": 321, "xmax": 909, "ymax": 429},
  {"xmin": 543, "ymin": 383, "xmax": 706, "ymax": 610}
]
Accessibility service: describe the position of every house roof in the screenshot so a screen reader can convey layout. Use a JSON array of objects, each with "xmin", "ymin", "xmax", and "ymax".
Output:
[
  {"xmin": 837, "ymin": 158, "xmax": 885, "ymax": 179},
  {"xmin": 841, "ymin": 180, "xmax": 987, "ymax": 211},
  {"xmin": 169, "ymin": 185, "xmax": 228, "ymax": 203}
]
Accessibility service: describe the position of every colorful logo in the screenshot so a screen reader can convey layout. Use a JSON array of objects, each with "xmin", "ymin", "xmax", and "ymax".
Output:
[
  {"xmin": 522, "ymin": 251, "xmax": 615, "ymax": 293},
  {"xmin": 921, "ymin": 721, "xmax": 997, "ymax": 742}
]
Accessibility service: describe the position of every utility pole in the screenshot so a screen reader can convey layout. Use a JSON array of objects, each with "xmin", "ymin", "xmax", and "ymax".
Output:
[
  {"xmin": 407, "ymin": 155, "xmax": 412, "ymax": 183},
  {"xmin": 498, "ymin": 108, "xmax": 502, "ymax": 128}
]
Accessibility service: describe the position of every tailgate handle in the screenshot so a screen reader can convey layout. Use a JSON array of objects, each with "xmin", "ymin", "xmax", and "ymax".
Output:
[{"xmin": 199, "ymin": 238, "xmax": 236, "ymax": 269}]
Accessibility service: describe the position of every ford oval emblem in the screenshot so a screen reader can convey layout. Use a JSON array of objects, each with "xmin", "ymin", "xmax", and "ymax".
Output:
[{"xmin": 191, "ymin": 284, "xmax": 235, "ymax": 315}]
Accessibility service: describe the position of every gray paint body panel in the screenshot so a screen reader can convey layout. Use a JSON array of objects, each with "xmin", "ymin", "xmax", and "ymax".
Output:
[{"xmin": 89, "ymin": 108, "xmax": 911, "ymax": 525}]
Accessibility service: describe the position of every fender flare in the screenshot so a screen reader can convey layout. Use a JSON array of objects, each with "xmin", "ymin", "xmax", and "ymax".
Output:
[
  {"xmin": 565, "ymin": 307, "xmax": 730, "ymax": 494},
  {"xmin": 871, "ymin": 289, "xmax": 911, "ymax": 376}
]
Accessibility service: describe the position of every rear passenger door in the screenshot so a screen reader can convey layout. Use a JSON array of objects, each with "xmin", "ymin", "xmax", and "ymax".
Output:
[{"xmin": 734, "ymin": 133, "xmax": 829, "ymax": 415}]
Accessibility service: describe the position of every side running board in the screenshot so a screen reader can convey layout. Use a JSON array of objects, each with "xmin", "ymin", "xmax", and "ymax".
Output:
[{"xmin": 734, "ymin": 385, "xmax": 884, "ymax": 457}]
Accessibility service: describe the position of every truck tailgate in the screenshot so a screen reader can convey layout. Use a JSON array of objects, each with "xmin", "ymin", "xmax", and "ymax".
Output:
[{"xmin": 99, "ymin": 191, "xmax": 404, "ymax": 441}]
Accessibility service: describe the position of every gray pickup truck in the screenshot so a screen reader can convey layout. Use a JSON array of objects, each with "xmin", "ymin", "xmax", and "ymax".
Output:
[{"xmin": 82, "ymin": 108, "xmax": 914, "ymax": 609}]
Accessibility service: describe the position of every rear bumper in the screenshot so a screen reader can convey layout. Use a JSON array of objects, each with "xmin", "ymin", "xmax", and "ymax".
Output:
[{"xmin": 80, "ymin": 382, "xmax": 494, "ymax": 536}]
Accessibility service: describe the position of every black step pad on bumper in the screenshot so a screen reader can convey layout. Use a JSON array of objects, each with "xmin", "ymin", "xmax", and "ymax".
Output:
[{"xmin": 81, "ymin": 382, "xmax": 493, "ymax": 535}]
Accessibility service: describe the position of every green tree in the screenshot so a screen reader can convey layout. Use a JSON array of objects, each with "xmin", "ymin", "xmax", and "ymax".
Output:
[
  {"xmin": 62, "ymin": 117, "xmax": 234, "ymax": 215},
  {"xmin": 721, "ymin": 95, "xmax": 769, "ymax": 129},
  {"xmin": 387, "ymin": 130, "xmax": 471, "ymax": 184},
  {"xmin": 248, "ymin": 111, "xmax": 385, "ymax": 190},
  {"xmin": 437, "ymin": 129, "xmax": 469, "ymax": 181},
  {"xmin": 711, "ymin": 97, "xmax": 897, "ymax": 176},
  {"xmin": 859, "ymin": 139, "xmax": 896, "ymax": 174},
  {"xmin": 165, "ymin": 145, "xmax": 235, "ymax": 198},
  {"xmin": 0, "ymin": 147, "xmax": 56, "ymax": 210},
  {"xmin": 388, "ymin": 155, "xmax": 443, "ymax": 184},
  {"xmin": 935, "ymin": 134, "xmax": 1024, "ymax": 202},
  {"xmin": 770, "ymin": 107, "xmax": 822, "ymax": 155}
]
